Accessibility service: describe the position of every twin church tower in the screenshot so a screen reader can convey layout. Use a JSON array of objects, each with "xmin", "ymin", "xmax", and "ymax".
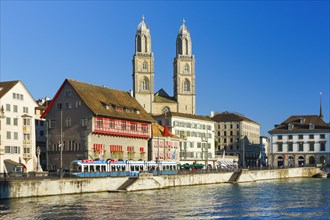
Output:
[{"xmin": 132, "ymin": 17, "xmax": 196, "ymax": 115}]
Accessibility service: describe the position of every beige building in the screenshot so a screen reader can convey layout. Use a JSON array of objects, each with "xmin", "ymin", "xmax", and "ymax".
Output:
[
  {"xmin": 42, "ymin": 79, "xmax": 154, "ymax": 171},
  {"xmin": 0, "ymin": 80, "xmax": 39, "ymax": 173},
  {"xmin": 133, "ymin": 17, "xmax": 196, "ymax": 115},
  {"xmin": 211, "ymin": 112, "xmax": 260, "ymax": 166}
]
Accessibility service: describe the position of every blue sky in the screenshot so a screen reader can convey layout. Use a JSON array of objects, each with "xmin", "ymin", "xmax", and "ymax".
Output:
[{"xmin": 1, "ymin": 1, "xmax": 329, "ymax": 136}]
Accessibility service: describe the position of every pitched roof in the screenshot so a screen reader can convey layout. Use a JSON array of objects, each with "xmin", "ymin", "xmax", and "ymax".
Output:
[
  {"xmin": 268, "ymin": 115, "xmax": 330, "ymax": 134},
  {"xmin": 152, "ymin": 123, "xmax": 180, "ymax": 139},
  {"xmin": 211, "ymin": 112, "xmax": 259, "ymax": 125},
  {"xmin": 154, "ymin": 89, "xmax": 177, "ymax": 103},
  {"xmin": 153, "ymin": 111, "xmax": 214, "ymax": 122},
  {"xmin": 42, "ymin": 79, "xmax": 154, "ymax": 123},
  {"xmin": 0, "ymin": 80, "xmax": 20, "ymax": 99}
]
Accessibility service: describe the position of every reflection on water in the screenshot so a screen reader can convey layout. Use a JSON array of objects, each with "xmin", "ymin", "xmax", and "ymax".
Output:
[{"xmin": 1, "ymin": 178, "xmax": 330, "ymax": 219}]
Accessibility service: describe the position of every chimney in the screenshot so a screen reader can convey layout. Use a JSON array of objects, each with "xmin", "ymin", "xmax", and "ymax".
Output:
[{"xmin": 210, "ymin": 111, "xmax": 214, "ymax": 118}]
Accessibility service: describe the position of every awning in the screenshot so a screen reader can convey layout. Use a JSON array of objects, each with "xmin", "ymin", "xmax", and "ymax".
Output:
[{"xmin": 4, "ymin": 159, "xmax": 23, "ymax": 166}]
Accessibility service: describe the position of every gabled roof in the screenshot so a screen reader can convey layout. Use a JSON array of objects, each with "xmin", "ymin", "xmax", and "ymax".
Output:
[
  {"xmin": 42, "ymin": 79, "xmax": 154, "ymax": 123},
  {"xmin": 152, "ymin": 123, "xmax": 180, "ymax": 139},
  {"xmin": 268, "ymin": 115, "xmax": 330, "ymax": 134},
  {"xmin": 153, "ymin": 111, "xmax": 214, "ymax": 122},
  {"xmin": 154, "ymin": 88, "xmax": 177, "ymax": 103},
  {"xmin": 0, "ymin": 80, "xmax": 20, "ymax": 98},
  {"xmin": 211, "ymin": 112, "xmax": 259, "ymax": 125}
]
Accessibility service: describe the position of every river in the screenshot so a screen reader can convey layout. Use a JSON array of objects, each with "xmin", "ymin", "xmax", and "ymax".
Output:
[{"xmin": 1, "ymin": 178, "xmax": 329, "ymax": 219}]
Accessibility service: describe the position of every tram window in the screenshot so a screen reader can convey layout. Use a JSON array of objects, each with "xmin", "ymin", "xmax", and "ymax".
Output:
[
  {"xmin": 140, "ymin": 165, "xmax": 144, "ymax": 171},
  {"xmin": 122, "ymin": 166, "xmax": 126, "ymax": 171},
  {"xmin": 117, "ymin": 166, "xmax": 120, "ymax": 171},
  {"xmin": 131, "ymin": 165, "xmax": 134, "ymax": 171},
  {"xmin": 90, "ymin": 166, "xmax": 95, "ymax": 172},
  {"xmin": 111, "ymin": 166, "xmax": 116, "ymax": 172},
  {"xmin": 77, "ymin": 166, "xmax": 82, "ymax": 172},
  {"xmin": 83, "ymin": 165, "xmax": 88, "ymax": 172},
  {"xmin": 101, "ymin": 165, "xmax": 106, "ymax": 172},
  {"xmin": 170, "ymin": 165, "xmax": 173, "ymax": 170},
  {"xmin": 96, "ymin": 165, "xmax": 100, "ymax": 172}
]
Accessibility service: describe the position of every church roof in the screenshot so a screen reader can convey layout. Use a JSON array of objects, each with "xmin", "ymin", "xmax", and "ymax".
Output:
[
  {"xmin": 178, "ymin": 19, "xmax": 190, "ymax": 35},
  {"xmin": 154, "ymin": 89, "xmax": 177, "ymax": 103},
  {"xmin": 137, "ymin": 16, "xmax": 150, "ymax": 33}
]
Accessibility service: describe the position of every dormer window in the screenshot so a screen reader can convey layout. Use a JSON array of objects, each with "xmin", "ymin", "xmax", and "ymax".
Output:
[
  {"xmin": 309, "ymin": 123, "xmax": 315, "ymax": 130},
  {"xmin": 116, "ymin": 106, "xmax": 123, "ymax": 111},
  {"xmin": 300, "ymin": 118, "xmax": 305, "ymax": 123},
  {"xmin": 288, "ymin": 123, "xmax": 294, "ymax": 130}
]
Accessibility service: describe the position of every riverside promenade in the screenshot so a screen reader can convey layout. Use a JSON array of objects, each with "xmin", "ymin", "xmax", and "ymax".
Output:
[{"xmin": 0, "ymin": 167, "xmax": 321, "ymax": 199}]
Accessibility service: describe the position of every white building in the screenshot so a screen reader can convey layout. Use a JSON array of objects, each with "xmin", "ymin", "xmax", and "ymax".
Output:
[
  {"xmin": 0, "ymin": 80, "xmax": 38, "ymax": 173},
  {"xmin": 153, "ymin": 111, "xmax": 216, "ymax": 169},
  {"xmin": 268, "ymin": 114, "xmax": 330, "ymax": 167}
]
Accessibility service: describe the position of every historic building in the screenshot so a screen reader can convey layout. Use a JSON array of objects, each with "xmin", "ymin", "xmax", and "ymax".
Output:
[
  {"xmin": 0, "ymin": 80, "xmax": 38, "ymax": 173},
  {"xmin": 268, "ymin": 114, "xmax": 330, "ymax": 167},
  {"xmin": 133, "ymin": 17, "xmax": 196, "ymax": 115},
  {"xmin": 149, "ymin": 123, "xmax": 181, "ymax": 163},
  {"xmin": 153, "ymin": 111, "xmax": 215, "ymax": 168},
  {"xmin": 41, "ymin": 79, "xmax": 154, "ymax": 171}
]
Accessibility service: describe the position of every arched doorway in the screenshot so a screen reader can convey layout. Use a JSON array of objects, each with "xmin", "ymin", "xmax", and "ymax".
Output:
[
  {"xmin": 298, "ymin": 156, "xmax": 305, "ymax": 167},
  {"xmin": 277, "ymin": 156, "xmax": 284, "ymax": 167},
  {"xmin": 288, "ymin": 156, "xmax": 294, "ymax": 167},
  {"xmin": 309, "ymin": 156, "xmax": 315, "ymax": 165}
]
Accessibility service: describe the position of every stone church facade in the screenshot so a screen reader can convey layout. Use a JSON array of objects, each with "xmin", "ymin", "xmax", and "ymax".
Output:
[{"xmin": 133, "ymin": 17, "xmax": 196, "ymax": 115}]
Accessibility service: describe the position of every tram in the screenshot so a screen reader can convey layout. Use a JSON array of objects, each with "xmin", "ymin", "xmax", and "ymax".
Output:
[{"xmin": 69, "ymin": 159, "xmax": 178, "ymax": 177}]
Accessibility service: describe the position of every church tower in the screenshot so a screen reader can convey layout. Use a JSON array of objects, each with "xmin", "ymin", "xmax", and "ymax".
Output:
[
  {"xmin": 173, "ymin": 19, "xmax": 196, "ymax": 114},
  {"xmin": 133, "ymin": 16, "xmax": 155, "ymax": 113}
]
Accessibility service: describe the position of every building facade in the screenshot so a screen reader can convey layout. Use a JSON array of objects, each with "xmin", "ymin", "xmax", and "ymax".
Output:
[
  {"xmin": 153, "ymin": 111, "xmax": 215, "ymax": 168},
  {"xmin": 42, "ymin": 79, "xmax": 154, "ymax": 171},
  {"xmin": 133, "ymin": 17, "xmax": 196, "ymax": 115},
  {"xmin": 268, "ymin": 115, "xmax": 330, "ymax": 167},
  {"xmin": 211, "ymin": 112, "xmax": 260, "ymax": 167},
  {"xmin": 149, "ymin": 123, "xmax": 181, "ymax": 163},
  {"xmin": 0, "ymin": 80, "xmax": 38, "ymax": 173}
]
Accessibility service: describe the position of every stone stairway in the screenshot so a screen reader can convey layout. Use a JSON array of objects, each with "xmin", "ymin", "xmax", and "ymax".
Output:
[
  {"xmin": 226, "ymin": 170, "xmax": 242, "ymax": 183},
  {"xmin": 116, "ymin": 177, "xmax": 138, "ymax": 191}
]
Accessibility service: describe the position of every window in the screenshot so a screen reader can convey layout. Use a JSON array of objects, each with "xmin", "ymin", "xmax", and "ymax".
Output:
[
  {"xmin": 13, "ymin": 105, "xmax": 18, "ymax": 112},
  {"xmin": 50, "ymin": 119, "xmax": 56, "ymax": 128},
  {"xmin": 75, "ymin": 100, "xmax": 81, "ymax": 108},
  {"xmin": 97, "ymin": 119, "xmax": 103, "ymax": 129},
  {"xmin": 309, "ymin": 134, "xmax": 314, "ymax": 139},
  {"xmin": 288, "ymin": 143, "xmax": 293, "ymax": 152},
  {"xmin": 81, "ymin": 118, "xmax": 88, "ymax": 127},
  {"xmin": 65, "ymin": 90, "xmax": 72, "ymax": 97},
  {"xmin": 278, "ymin": 135, "xmax": 282, "ymax": 140},
  {"xmin": 14, "ymin": 132, "xmax": 18, "ymax": 140},
  {"xmin": 40, "ymin": 131, "xmax": 44, "ymax": 136},
  {"xmin": 130, "ymin": 123, "xmax": 137, "ymax": 131},
  {"xmin": 13, "ymin": 118, "xmax": 18, "ymax": 126},
  {"xmin": 141, "ymin": 77, "xmax": 149, "ymax": 91},
  {"xmin": 298, "ymin": 143, "xmax": 304, "ymax": 151},
  {"xmin": 142, "ymin": 62, "xmax": 148, "ymax": 71},
  {"xmin": 5, "ymin": 146, "xmax": 11, "ymax": 153},
  {"xmin": 65, "ymin": 103, "xmax": 72, "ymax": 109},
  {"xmin": 288, "ymin": 135, "xmax": 293, "ymax": 140},
  {"xmin": 6, "ymin": 131, "xmax": 11, "ymax": 139},
  {"xmin": 23, "ymin": 118, "xmax": 30, "ymax": 126},
  {"xmin": 183, "ymin": 79, "xmax": 190, "ymax": 92},
  {"xmin": 183, "ymin": 64, "xmax": 189, "ymax": 74},
  {"xmin": 6, "ymin": 117, "xmax": 10, "ymax": 125},
  {"xmin": 298, "ymin": 135, "xmax": 303, "ymax": 140},
  {"xmin": 65, "ymin": 118, "xmax": 71, "ymax": 127},
  {"xmin": 121, "ymin": 122, "xmax": 126, "ymax": 130},
  {"xmin": 57, "ymin": 103, "xmax": 62, "ymax": 110},
  {"xmin": 278, "ymin": 143, "xmax": 283, "ymax": 152},
  {"xmin": 320, "ymin": 143, "xmax": 325, "ymax": 151},
  {"xmin": 309, "ymin": 142, "xmax": 314, "ymax": 151},
  {"xmin": 6, "ymin": 104, "xmax": 10, "ymax": 111},
  {"xmin": 23, "ymin": 107, "xmax": 28, "ymax": 113},
  {"xmin": 320, "ymin": 134, "xmax": 325, "ymax": 139}
]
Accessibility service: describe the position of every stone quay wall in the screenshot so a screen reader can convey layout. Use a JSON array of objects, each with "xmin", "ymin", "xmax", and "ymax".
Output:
[{"xmin": 0, "ymin": 167, "xmax": 319, "ymax": 199}]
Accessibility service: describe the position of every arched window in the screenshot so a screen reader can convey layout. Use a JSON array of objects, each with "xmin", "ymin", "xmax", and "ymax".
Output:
[
  {"xmin": 309, "ymin": 156, "xmax": 315, "ymax": 165},
  {"xmin": 183, "ymin": 64, "xmax": 189, "ymax": 74},
  {"xmin": 277, "ymin": 156, "xmax": 284, "ymax": 167},
  {"xmin": 183, "ymin": 79, "xmax": 190, "ymax": 92},
  {"xmin": 144, "ymin": 35, "xmax": 148, "ymax": 52},
  {"xmin": 137, "ymin": 35, "xmax": 141, "ymax": 52},
  {"xmin": 185, "ymin": 38, "xmax": 188, "ymax": 55},
  {"xmin": 141, "ymin": 77, "xmax": 149, "ymax": 91},
  {"xmin": 142, "ymin": 62, "xmax": 148, "ymax": 71}
]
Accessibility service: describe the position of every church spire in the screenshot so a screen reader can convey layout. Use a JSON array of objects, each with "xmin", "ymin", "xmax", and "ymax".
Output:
[{"xmin": 319, "ymin": 92, "xmax": 323, "ymax": 120}]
